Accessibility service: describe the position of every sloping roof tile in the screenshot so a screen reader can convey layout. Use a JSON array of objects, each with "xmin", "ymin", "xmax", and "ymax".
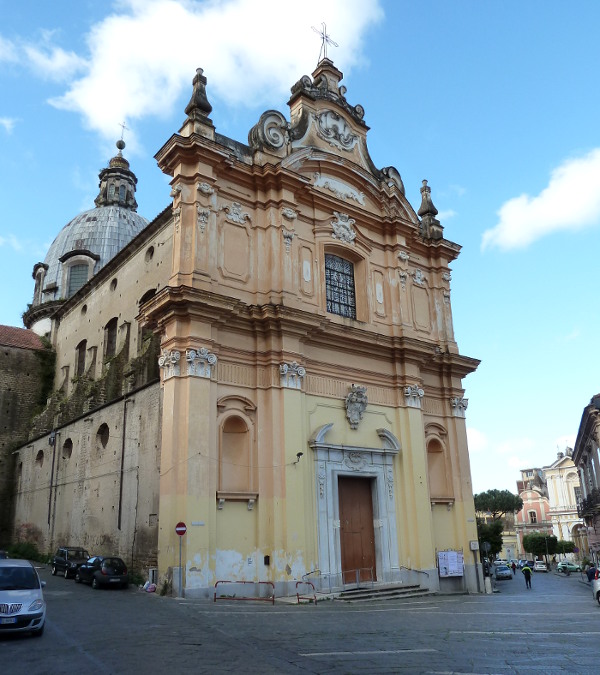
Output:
[{"xmin": 0, "ymin": 325, "xmax": 44, "ymax": 350}]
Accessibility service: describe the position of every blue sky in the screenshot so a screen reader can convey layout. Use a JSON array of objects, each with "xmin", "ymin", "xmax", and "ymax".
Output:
[{"xmin": 1, "ymin": 0, "xmax": 598, "ymax": 494}]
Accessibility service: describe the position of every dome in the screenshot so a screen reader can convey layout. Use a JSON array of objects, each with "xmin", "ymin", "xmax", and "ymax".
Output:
[
  {"xmin": 26, "ymin": 142, "xmax": 149, "ymax": 331},
  {"xmin": 42, "ymin": 204, "xmax": 148, "ymax": 298}
]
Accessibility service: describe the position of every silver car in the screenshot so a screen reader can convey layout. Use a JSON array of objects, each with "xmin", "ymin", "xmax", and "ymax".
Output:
[{"xmin": 0, "ymin": 559, "xmax": 46, "ymax": 636}]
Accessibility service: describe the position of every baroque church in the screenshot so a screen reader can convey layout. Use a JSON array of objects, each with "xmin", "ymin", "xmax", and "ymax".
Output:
[{"xmin": 6, "ymin": 58, "xmax": 481, "ymax": 597}]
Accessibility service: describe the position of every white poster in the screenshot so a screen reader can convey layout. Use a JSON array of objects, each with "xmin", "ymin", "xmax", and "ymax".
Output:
[{"xmin": 438, "ymin": 550, "xmax": 464, "ymax": 577}]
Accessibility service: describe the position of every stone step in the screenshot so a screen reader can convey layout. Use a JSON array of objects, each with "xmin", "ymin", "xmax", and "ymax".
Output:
[{"xmin": 337, "ymin": 584, "xmax": 434, "ymax": 602}]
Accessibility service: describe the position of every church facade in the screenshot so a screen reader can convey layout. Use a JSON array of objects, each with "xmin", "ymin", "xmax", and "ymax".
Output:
[{"xmin": 11, "ymin": 59, "xmax": 480, "ymax": 597}]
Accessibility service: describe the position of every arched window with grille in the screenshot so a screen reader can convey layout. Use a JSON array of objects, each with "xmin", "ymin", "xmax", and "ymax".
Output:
[{"xmin": 325, "ymin": 253, "xmax": 356, "ymax": 319}]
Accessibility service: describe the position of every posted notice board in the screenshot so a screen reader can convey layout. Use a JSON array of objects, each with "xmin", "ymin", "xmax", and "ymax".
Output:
[{"xmin": 437, "ymin": 550, "xmax": 464, "ymax": 577}]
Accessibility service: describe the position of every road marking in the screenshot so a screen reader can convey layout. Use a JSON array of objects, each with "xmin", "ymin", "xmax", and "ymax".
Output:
[
  {"xmin": 300, "ymin": 648, "xmax": 437, "ymax": 657},
  {"xmin": 451, "ymin": 630, "xmax": 600, "ymax": 636}
]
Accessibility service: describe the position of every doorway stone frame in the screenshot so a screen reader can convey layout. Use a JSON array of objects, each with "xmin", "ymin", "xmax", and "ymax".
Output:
[{"xmin": 309, "ymin": 424, "xmax": 401, "ymax": 589}]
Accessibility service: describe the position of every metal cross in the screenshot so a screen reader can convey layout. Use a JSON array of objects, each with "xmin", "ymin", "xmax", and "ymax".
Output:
[
  {"xmin": 312, "ymin": 23, "xmax": 338, "ymax": 63},
  {"xmin": 118, "ymin": 121, "xmax": 129, "ymax": 141}
]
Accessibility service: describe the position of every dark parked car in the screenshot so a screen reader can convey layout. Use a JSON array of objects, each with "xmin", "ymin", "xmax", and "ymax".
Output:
[
  {"xmin": 52, "ymin": 546, "xmax": 90, "ymax": 578},
  {"xmin": 75, "ymin": 556, "xmax": 129, "ymax": 589}
]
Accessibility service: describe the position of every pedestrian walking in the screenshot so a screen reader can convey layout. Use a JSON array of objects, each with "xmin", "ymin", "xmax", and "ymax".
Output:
[
  {"xmin": 522, "ymin": 563, "xmax": 532, "ymax": 589},
  {"xmin": 511, "ymin": 562, "xmax": 517, "ymax": 575}
]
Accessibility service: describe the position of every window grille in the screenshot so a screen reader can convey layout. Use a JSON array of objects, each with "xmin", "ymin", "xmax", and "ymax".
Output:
[
  {"xmin": 68, "ymin": 264, "xmax": 88, "ymax": 298},
  {"xmin": 325, "ymin": 254, "xmax": 356, "ymax": 319}
]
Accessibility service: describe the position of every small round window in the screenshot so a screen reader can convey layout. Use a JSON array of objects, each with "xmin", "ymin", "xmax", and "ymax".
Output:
[
  {"xmin": 110, "ymin": 278, "xmax": 118, "ymax": 291},
  {"xmin": 81, "ymin": 304, "xmax": 87, "ymax": 315},
  {"xmin": 145, "ymin": 246, "xmax": 155, "ymax": 262},
  {"xmin": 35, "ymin": 450, "xmax": 44, "ymax": 467}
]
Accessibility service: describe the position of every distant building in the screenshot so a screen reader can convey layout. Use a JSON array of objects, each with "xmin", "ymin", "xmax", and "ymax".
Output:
[
  {"xmin": 573, "ymin": 394, "xmax": 600, "ymax": 564},
  {"xmin": 543, "ymin": 448, "xmax": 587, "ymax": 557},
  {"xmin": 515, "ymin": 468, "xmax": 552, "ymax": 556}
]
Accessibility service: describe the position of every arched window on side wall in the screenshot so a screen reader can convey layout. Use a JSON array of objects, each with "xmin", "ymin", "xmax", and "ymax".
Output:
[
  {"xmin": 105, "ymin": 318, "xmax": 118, "ymax": 359},
  {"xmin": 75, "ymin": 339, "xmax": 87, "ymax": 377}
]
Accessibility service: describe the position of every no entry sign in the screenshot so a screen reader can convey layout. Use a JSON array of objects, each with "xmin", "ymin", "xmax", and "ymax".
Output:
[{"xmin": 175, "ymin": 521, "xmax": 187, "ymax": 536}]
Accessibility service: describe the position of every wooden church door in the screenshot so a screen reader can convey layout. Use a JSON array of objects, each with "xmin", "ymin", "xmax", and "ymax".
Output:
[{"xmin": 338, "ymin": 476, "xmax": 376, "ymax": 584}]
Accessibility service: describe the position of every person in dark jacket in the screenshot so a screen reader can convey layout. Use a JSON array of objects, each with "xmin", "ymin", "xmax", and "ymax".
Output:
[{"xmin": 522, "ymin": 563, "xmax": 532, "ymax": 589}]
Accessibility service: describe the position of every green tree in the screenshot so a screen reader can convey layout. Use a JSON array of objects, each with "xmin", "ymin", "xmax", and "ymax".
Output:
[
  {"xmin": 556, "ymin": 540, "xmax": 575, "ymax": 555},
  {"xmin": 474, "ymin": 489, "xmax": 523, "ymax": 519},
  {"xmin": 477, "ymin": 519, "xmax": 504, "ymax": 559},
  {"xmin": 522, "ymin": 533, "xmax": 557, "ymax": 561}
]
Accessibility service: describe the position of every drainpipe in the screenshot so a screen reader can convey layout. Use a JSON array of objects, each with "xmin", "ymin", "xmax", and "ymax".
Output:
[
  {"xmin": 47, "ymin": 431, "xmax": 57, "ymax": 526},
  {"xmin": 117, "ymin": 396, "xmax": 132, "ymax": 530}
]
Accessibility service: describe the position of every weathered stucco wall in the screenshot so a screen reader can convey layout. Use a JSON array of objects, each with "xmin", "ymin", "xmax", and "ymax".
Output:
[{"xmin": 12, "ymin": 382, "xmax": 161, "ymax": 573}]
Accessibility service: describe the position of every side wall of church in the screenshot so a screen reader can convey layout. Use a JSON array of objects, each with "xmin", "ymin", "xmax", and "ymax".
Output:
[
  {"xmin": 12, "ymin": 382, "xmax": 161, "ymax": 572},
  {"xmin": 0, "ymin": 344, "xmax": 43, "ymax": 546}
]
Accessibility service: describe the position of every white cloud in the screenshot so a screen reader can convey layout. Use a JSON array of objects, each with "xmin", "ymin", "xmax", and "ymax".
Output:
[
  {"xmin": 44, "ymin": 0, "xmax": 383, "ymax": 142},
  {"xmin": 24, "ymin": 42, "xmax": 87, "ymax": 83},
  {"xmin": 466, "ymin": 427, "xmax": 487, "ymax": 454},
  {"xmin": 0, "ymin": 35, "xmax": 17, "ymax": 62},
  {"xmin": 482, "ymin": 148, "xmax": 600, "ymax": 251},
  {"xmin": 0, "ymin": 234, "xmax": 24, "ymax": 251},
  {"xmin": 0, "ymin": 117, "xmax": 17, "ymax": 133},
  {"xmin": 437, "ymin": 209, "xmax": 456, "ymax": 221}
]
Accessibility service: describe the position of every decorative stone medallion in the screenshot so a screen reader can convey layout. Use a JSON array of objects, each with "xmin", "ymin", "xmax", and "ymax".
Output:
[
  {"xmin": 345, "ymin": 384, "xmax": 367, "ymax": 429},
  {"xmin": 331, "ymin": 211, "xmax": 356, "ymax": 244}
]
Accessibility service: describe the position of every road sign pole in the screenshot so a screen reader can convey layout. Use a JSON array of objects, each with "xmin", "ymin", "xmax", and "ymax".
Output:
[{"xmin": 179, "ymin": 535, "xmax": 182, "ymax": 598}]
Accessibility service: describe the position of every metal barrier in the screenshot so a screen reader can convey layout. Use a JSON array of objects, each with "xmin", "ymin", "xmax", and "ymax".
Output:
[
  {"xmin": 342, "ymin": 567, "xmax": 374, "ymax": 590},
  {"xmin": 295, "ymin": 580, "xmax": 317, "ymax": 605},
  {"xmin": 213, "ymin": 580, "xmax": 275, "ymax": 604}
]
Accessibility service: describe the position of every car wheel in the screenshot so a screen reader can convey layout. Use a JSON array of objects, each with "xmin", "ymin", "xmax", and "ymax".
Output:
[
  {"xmin": 32, "ymin": 624, "xmax": 44, "ymax": 637},
  {"xmin": 51, "ymin": 565, "xmax": 57, "ymax": 576},
  {"xmin": 92, "ymin": 577, "xmax": 99, "ymax": 590},
  {"xmin": 64, "ymin": 568, "xmax": 70, "ymax": 579},
  {"xmin": 75, "ymin": 572, "xmax": 81, "ymax": 583}
]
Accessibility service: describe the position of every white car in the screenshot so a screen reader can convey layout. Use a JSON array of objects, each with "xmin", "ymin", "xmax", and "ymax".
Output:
[
  {"xmin": 0, "ymin": 559, "xmax": 46, "ymax": 636},
  {"xmin": 533, "ymin": 560, "xmax": 548, "ymax": 572}
]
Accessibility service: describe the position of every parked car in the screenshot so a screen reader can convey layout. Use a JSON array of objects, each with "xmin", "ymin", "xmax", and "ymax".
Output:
[
  {"xmin": 51, "ymin": 546, "xmax": 90, "ymax": 579},
  {"xmin": 0, "ymin": 550, "xmax": 8, "ymax": 559},
  {"xmin": 494, "ymin": 564, "xmax": 513, "ymax": 581},
  {"xmin": 557, "ymin": 561, "xmax": 581, "ymax": 573},
  {"xmin": 526, "ymin": 560, "xmax": 535, "ymax": 570},
  {"xmin": 533, "ymin": 560, "xmax": 548, "ymax": 572},
  {"xmin": 0, "ymin": 558, "xmax": 46, "ymax": 636},
  {"xmin": 591, "ymin": 570, "xmax": 600, "ymax": 605},
  {"xmin": 75, "ymin": 556, "xmax": 129, "ymax": 589},
  {"xmin": 518, "ymin": 559, "xmax": 528, "ymax": 569},
  {"xmin": 494, "ymin": 559, "xmax": 508, "ymax": 566}
]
